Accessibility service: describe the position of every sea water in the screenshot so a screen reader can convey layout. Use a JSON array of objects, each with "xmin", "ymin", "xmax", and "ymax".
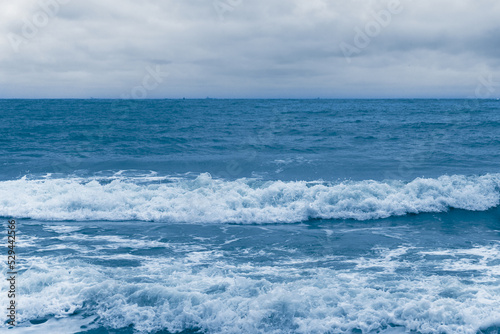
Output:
[{"xmin": 0, "ymin": 99, "xmax": 499, "ymax": 333}]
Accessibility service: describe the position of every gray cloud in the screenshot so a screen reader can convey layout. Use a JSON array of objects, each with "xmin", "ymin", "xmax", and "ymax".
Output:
[{"xmin": 0, "ymin": 0, "xmax": 499, "ymax": 98}]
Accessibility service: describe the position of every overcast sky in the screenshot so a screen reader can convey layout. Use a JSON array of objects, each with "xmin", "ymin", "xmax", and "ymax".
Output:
[{"xmin": 1, "ymin": 0, "xmax": 499, "ymax": 98}]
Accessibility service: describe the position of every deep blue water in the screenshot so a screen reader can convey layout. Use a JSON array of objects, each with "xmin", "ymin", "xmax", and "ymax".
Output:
[{"xmin": 1, "ymin": 99, "xmax": 500, "ymax": 333}]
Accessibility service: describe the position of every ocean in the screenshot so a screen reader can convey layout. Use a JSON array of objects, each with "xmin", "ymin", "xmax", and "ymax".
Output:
[{"xmin": 1, "ymin": 99, "xmax": 499, "ymax": 333}]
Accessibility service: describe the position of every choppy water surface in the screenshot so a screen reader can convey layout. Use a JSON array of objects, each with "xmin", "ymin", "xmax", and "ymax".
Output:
[{"xmin": 1, "ymin": 99, "xmax": 499, "ymax": 333}]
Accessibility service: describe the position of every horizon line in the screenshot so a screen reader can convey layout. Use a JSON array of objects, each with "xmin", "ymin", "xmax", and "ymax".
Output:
[{"xmin": 1, "ymin": 97, "xmax": 499, "ymax": 100}]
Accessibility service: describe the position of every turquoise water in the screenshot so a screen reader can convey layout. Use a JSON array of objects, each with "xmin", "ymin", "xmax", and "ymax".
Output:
[{"xmin": 1, "ymin": 99, "xmax": 500, "ymax": 333}]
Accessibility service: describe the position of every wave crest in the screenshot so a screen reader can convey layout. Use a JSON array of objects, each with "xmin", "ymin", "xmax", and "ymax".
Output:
[{"xmin": 1, "ymin": 173, "xmax": 499, "ymax": 223}]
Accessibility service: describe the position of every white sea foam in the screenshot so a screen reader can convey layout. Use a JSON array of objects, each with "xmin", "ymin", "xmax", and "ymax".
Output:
[
  {"xmin": 7, "ymin": 316, "xmax": 99, "ymax": 334},
  {"xmin": 43, "ymin": 225, "xmax": 83, "ymax": 234},
  {"xmin": 0, "ymin": 173, "xmax": 499, "ymax": 223},
  {"xmin": 2, "ymin": 245, "xmax": 499, "ymax": 334},
  {"xmin": 347, "ymin": 246, "xmax": 414, "ymax": 273}
]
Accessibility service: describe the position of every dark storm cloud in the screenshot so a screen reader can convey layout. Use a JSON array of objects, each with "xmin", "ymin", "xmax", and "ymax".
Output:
[{"xmin": 0, "ymin": 0, "xmax": 499, "ymax": 98}]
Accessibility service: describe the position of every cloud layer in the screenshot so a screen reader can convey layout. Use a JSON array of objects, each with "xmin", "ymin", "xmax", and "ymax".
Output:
[{"xmin": 1, "ymin": 0, "xmax": 499, "ymax": 98}]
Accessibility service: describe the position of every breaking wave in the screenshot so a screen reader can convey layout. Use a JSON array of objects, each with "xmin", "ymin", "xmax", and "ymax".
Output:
[{"xmin": 1, "ymin": 173, "xmax": 499, "ymax": 223}]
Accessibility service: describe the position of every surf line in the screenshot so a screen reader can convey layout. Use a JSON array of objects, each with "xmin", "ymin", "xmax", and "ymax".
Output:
[{"xmin": 6, "ymin": 219, "xmax": 17, "ymax": 327}]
